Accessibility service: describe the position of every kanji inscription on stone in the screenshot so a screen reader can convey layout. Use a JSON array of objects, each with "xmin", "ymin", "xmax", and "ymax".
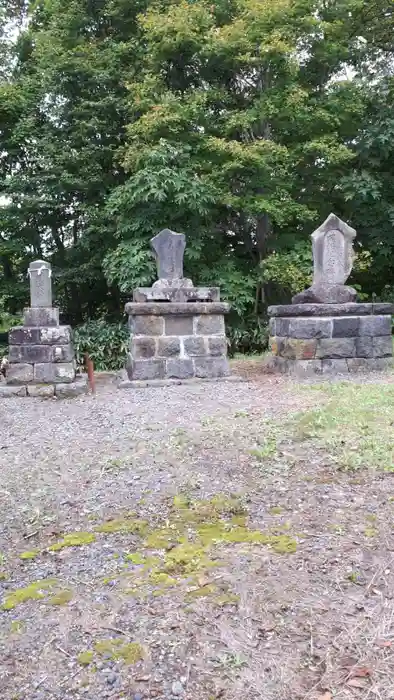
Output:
[{"xmin": 28, "ymin": 260, "xmax": 53, "ymax": 308}]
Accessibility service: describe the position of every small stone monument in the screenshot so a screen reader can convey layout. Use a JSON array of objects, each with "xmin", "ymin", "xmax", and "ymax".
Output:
[
  {"xmin": 268, "ymin": 214, "xmax": 393, "ymax": 376},
  {"xmin": 1, "ymin": 260, "xmax": 88, "ymax": 397},
  {"xmin": 121, "ymin": 229, "xmax": 232, "ymax": 385}
]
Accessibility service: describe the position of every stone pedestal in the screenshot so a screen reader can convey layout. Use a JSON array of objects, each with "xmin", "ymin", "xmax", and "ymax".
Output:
[
  {"xmin": 121, "ymin": 300, "xmax": 231, "ymax": 386},
  {"xmin": 1, "ymin": 306, "xmax": 88, "ymax": 397},
  {"xmin": 267, "ymin": 303, "xmax": 394, "ymax": 376}
]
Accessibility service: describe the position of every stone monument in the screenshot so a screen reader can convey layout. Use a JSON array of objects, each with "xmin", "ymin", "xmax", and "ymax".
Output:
[
  {"xmin": 121, "ymin": 229, "xmax": 231, "ymax": 385},
  {"xmin": 268, "ymin": 214, "xmax": 393, "ymax": 376},
  {"xmin": 1, "ymin": 260, "xmax": 88, "ymax": 397}
]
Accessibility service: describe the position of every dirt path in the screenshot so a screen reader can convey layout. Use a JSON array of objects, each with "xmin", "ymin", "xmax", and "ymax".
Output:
[{"xmin": 0, "ymin": 372, "xmax": 393, "ymax": 700}]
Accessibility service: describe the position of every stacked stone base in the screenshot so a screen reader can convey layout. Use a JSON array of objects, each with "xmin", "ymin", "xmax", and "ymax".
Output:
[
  {"xmin": 268, "ymin": 303, "xmax": 393, "ymax": 377},
  {"xmin": 123, "ymin": 302, "xmax": 230, "ymax": 384},
  {"xmin": 1, "ymin": 306, "xmax": 88, "ymax": 398}
]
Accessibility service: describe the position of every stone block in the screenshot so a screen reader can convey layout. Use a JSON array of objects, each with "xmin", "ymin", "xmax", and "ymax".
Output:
[
  {"xmin": 6, "ymin": 363, "xmax": 34, "ymax": 385},
  {"xmin": 131, "ymin": 315, "xmax": 164, "ymax": 336},
  {"xmin": 194, "ymin": 315, "xmax": 225, "ymax": 336},
  {"xmin": 166, "ymin": 359, "xmax": 194, "ymax": 379},
  {"xmin": 194, "ymin": 357, "xmax": 230, "ymax": 378},
  {"xmin": 371, "ymin": 357, "xmax": 393, "ymax": 371},
  {"xmin": 40, "ymin": 327, "xmax": 72, "ymax": 345},
  {"xmin": 268, "ymin": 303, "xmax": 374, "ymax": 317},
  {"xmin": 125, "ymin": 301, "xmax": 229, "ymax": 316},
  {"xmin": 56, "ymin": 376, "xmax": 88, "ymax": 398},
  {"xmin": 129, "ymin": 359, "xmax": 165, "ymax": 381},
  {"xmin": 347, "ymin": 358, "xmax": 370, "ymax": 373},
  {"xmin": 356, "ymin": 337, "xmax": 374, "ymax": 358},
  {"xmin": 269, "ymin": 318, "xmax": 276, "ymax": 336},
  {"xmin": 9, "ymin": 328, "xmax": 41, "ymax": 345},
  {"xmin": 269, "ymin": 336, "xmax": 283, "ymax": 356},
  {"xmin": 27, "ymin": 384, "xmax": 55, "ymax": 398},
  {"xmin": 23, "ymin": 307, "xmax": 59, "ymax": 327},
  {"xmin": 316, "ymin": 338, "xmax": 356, "ymax": 359},
  {"xmin": 0, "ymin": 385, "xmax": 27, "ymax": 397},
  {"xmin": 263, "ymin": 356, "xmax": 288, "ymax": 373},
  {"xmin": 373, "ymin": 336, "xmax": 393, "ymax": 358},
  {"xmin": 282, "ymin": 338, "xmax": 317, "ymax": 360},
  {"xmin": 157, "ymin": 337, "xmax": 181, "ymax": 357},
  {"xmin": 164, "ymin": 316, "xmax": 193, "ymax": 336},
  {"xmin": 9, "ymin": 345, "xmax": 52, "ymax": 364},
  {"xmin": 208, "ymin": 336, "xmax": 228, "ymax": 356},
  {"xmin": 359, "ymin": 315, "xmax": 392, "ymax": 336},
  {"xmin": 321, "ymin": 359, "xmax": 349, "ymax": 374},
  {"xmin": 34, "ymin": 362, "xmax": 75, "ymax": 383},
  {"xmin": 183, "ymin": 336, "xmax": 207, "ymax": 356},
  {"xmin": 289, "ymin": 317, "xmax": 332, "ymax": 339},
  {"xmin": 132, "ymin": 337, "xmax": 157, "ymax": 359},
  {"xmin": 52, "ymin": 345, "xmax": 75, "ymax": 363},
  {"xmin": 288, "ymin": 360, "xmax": 322, "ymax": 377},
  {"xmin": 274, "ymin": 318, "xmax": 290, "ymax": 337},
  {"xmin": 332, "ymin": 317, "xmax": 360, "ymax": 337}
]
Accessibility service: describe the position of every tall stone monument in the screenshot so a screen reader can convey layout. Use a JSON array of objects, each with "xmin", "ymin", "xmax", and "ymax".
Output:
[
  {"xmin": 1, "ymin": 260, "xmax": 87, "ymax": 397},
  {"xmin": 268, "ymin": 214, "xmax": 393, "ymax": 376},
  {"xmin": 121, "ymin": 229, "xmax": 231, "ymax": 385}
]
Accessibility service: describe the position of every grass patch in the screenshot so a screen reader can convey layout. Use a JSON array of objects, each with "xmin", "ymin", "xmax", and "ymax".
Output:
[{"xmin": 291, "ymin": 383, "xmax": 394, "ymax": 471}]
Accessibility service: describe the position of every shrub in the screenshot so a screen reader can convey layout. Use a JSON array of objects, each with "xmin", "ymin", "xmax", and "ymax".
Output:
[{"xmin": 73, "ymin": 320, "xmax": 129, "ymax": 371}]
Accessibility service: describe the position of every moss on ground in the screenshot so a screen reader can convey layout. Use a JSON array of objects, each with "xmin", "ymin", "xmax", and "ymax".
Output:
[
  {"xmin": 19, "ymin": 550, "xmax": 40, "ymax": 560},
  {"xmin": 2, "ymin": 579, "xmax": 57, "ymax": 610},
  {"xmin": 78, "ymin": 651, "xmax": 94, "ymax": 666},
  {"xmin": 49, "ymin": 532, "xmax": 96, "ymax": 551},
  {"xmin": 94, "ymin": 639, "xmax": 144, "ymax": 664},
  {"xmin": 48, "ymin": 589, "xmax": 73, "ymax": 605},
  {"xmin": 95, "ymin": 518, "xmax": 148, "ymax": 535}
]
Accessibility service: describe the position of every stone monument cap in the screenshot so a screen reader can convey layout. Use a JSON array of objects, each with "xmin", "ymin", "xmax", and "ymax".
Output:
[{"xmin": 150, "ymin": 228, "xmax": 193, "ymax": 289}]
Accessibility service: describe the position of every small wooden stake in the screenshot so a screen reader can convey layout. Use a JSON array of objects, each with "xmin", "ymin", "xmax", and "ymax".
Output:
[{"xmin": 85, "ymin": 354, "xmax": 96, "ymax": 395}]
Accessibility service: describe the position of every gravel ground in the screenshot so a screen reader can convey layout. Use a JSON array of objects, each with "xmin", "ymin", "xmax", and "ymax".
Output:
[{"xmin": 1, "ymin": 368, "xmax": 394, "ymax": 700}]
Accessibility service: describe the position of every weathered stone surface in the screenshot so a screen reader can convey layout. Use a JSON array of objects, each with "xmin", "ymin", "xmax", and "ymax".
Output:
[
  {"xmin": 321, "ymin": 359, "xmax": 349, "ymax": 374},
  {"xmin": 359, "ymin": 315, "xmax": 392, "ymax": 337},
  {"xmin": 27, "ymin": 384, "xmax": 55, "ymax": 398},
  {"xmin": 9, "ymin": 344, "xmax": 52, "ymax": 364},
  {"xmin": 23, "ymin": 307, "xmax": 60, "ymax": 327},
  {"xmin": 372, "ymin": 357, "xmax": 393, "ymax": 371},
  {"xmin": 6, "ymin": 363, "xmax": 34, "ymax": 385},
  {"xmin": 195, "ymin": 315, "xmax": 225, "ymax": 336},
  {"xmin": 157, "ymin": 337, "xmax": 181, "ymax": 357},
  {"xmin": 132, "ymin": 337, "xmax": 157, "ymax": 359},
  {"xmin": 151, "ymin": 229, "xmax": 187, "ymax": 283},
  {"xmin": 281, "ymin": 338, "xmax": 317, "ymax": 360},
  {"xmin": 263, "ymin": 356, "xmax": 288, "ymax": 373},
  {"xmin": 133, "ymin": 286, "xmax": 219, "ymax": 303},
  {"xmin": 9, "ymin": 328, "xmax": 41, "ymax": 345},
  {"xmin": 347, "ymin": 358, "xmax": 371, "ymax": 372},
  {"xmin": 273, "ymin": 318, "xmax": 290, "ymax": 336},
  {"xmin": 269, "ymin": 303, "xmax": 375, "ymax": 317},
  {"xmin": 289, "ymin": 317, "xmax": 332, "ymax": 339},
  {"xmin": 129, "ymin": 359, "xmax": 165, "ymax": 381},
  {"xmin": 373, "ymin": 303, "xmax": 394, "ymax": 315},
  {"xmin": 316, "ymin": 338, "xmax": 356, "ymax": 359},
  {"xmin": 52, "ymin": 345, "xmax": 75, "ymax": 363},
  {"xmin": 373, "ymin": 336, "xmax": 393, "ymax": 358},
  {"xmin": 131, "ymin": 315, "xmax": 164, "ymax": 336},
  {"xmin": 269, "ymin": 336, "xmax": 284, "ymax": 356},
  {"xmin": 194, "ymin": 357, "xmax": 230, "ymax": 378},
  {"xmin": 55, "ymin": 376, "xmax": 88, "ymax": 398},
  {"xmin": 288, "ymin": 360, "xmax": 323, "ymax": 377},
  {"xmin": 164, "ymin": 316, "xmax": 193, "ymax": 336},
  {"xmin": 292, "ymin": 284, "xmax": 357, "ymax": 305},
  {"xmin": 28, "ymin": 260, "xmax": 52, "ymax": 308},
  {"xmin": 166, "ymin": 359, "xmax": 194, "ymax": 379},
  {"xmin": 332, "ymin": 316, "xmax": 360, "ymax": 337},
  {"xmin": 125, "ymin": 302, "xmax": 230, "ymax": 316},
  {"xmin": 183, "ymin": 337, "xmax": 206, "ymax": 356},
  {"xmin": 208, "ymin": 336, "xmax": 228, "ymax": 356},
  {"xmin": 34, "ymin": 362, "xmax": 75, "ymax": 383},
  {"xmin": 355, "ymin": 337, "xmax": 374, "ymax": 358},
  {"xmin": 0, "ymin": 384, "xmax": 27, "ymax": 397},
  {"xmin": 40, "ymin": 327, "xmax": 72, "ymax": 345}
]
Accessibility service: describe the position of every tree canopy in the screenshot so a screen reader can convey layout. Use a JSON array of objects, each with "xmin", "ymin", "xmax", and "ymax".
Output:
[{"xmin": 0, "ymin": 0, "xmax": 393, "ymax": 348}]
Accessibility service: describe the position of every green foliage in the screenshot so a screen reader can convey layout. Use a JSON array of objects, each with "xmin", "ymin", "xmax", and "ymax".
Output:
[
  {"xmin": 261, "ymin": 242, "xmax": 313, "ymax": 296},
  {"xmin": 73, "ymin": 320, "xmax": 129, "ymax": 371},
  {"xmin": 103, "ymin": 240, "xmax": 156, "ymax": 293}
]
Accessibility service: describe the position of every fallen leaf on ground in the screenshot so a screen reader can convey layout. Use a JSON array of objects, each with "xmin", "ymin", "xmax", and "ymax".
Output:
[
  {"xmin": 347, "ymin": 678, "xmax": 369, "ymax": 689},
  {"xmin": 350, "ymin": 667, "xmax": 371, "ymax": 678},
  {"xmin": 318, "ymin": 692, "xmax": 332, "ymax": 700},
  {"xmin": 376, "ymin": 640, "xmax": 392, "ymax": 648}
]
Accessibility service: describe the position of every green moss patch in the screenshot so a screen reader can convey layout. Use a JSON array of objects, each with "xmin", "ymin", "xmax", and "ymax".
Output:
[
  {"xmin": 78, "ymin": 651, "xmax": 94, "ymax": 666},
  {"xmin": 94, "ymin": 639, "xmax": 144, "ymax": 664},
  {"xmin": 20, "ymin": 550, "xmax": 40, "ymax": 560},
  {"xmin": 2, "ymin": 579, "xmax": 57, "ymax": 610},
  {"xmin": 49, "ymin": 532, "xmax": 96, "ymax": 551},
  {"xmin": 95, "ymin": 518, "xmax": 148, "ymax": 535},
  {"xmin": 48, "ymin": 589, "xmax": 73, "ymax": 605}
]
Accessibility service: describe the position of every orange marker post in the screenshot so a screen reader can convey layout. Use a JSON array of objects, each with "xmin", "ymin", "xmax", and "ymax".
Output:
[{"xmin": 85, "ymin": 353, "xmax": 96, "ymax": 395}]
